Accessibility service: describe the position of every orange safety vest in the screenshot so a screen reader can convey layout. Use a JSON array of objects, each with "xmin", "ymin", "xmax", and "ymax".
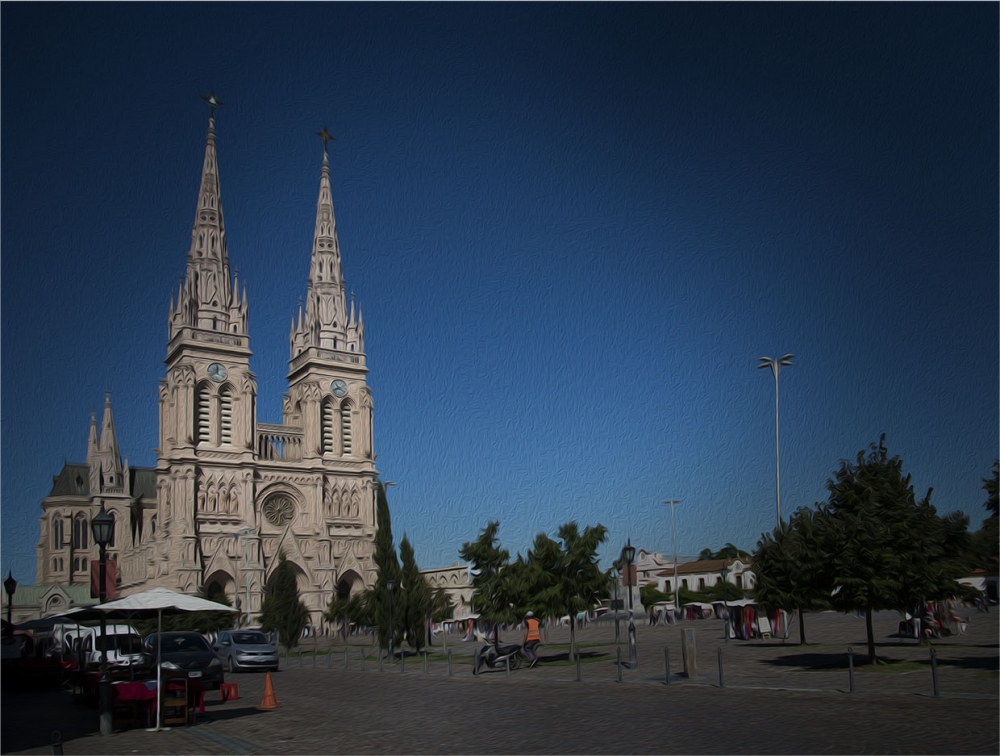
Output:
[{"xmin": 524, "ymin": 617, "xmax": 541, "ymax": 642}]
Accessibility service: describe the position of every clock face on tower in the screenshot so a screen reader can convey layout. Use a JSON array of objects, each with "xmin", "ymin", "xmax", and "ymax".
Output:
[
  {"xmin": 331, "ymin": 379, "xmax": 347, "ymax": 397},
  {"xmin": 207, "ymin": 363, "xmax": 228, "ymax": 382}
]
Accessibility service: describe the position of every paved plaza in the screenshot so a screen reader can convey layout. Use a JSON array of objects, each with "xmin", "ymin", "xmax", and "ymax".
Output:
[{"xmin": 2, "ymin": 610, "xmax": 997, "ymax": 754}]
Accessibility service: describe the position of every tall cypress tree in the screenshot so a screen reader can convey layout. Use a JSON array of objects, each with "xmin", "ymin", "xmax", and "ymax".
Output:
[
  {"xmin": 372, "ymin": 481, "xmax": 402, "ymax": 653},
  {"xmin": 399, "ymin": 535, "xmax": 430, "ymax": 651},
  {"xmin": 259, "ymin": 551, "xmax": 309, "ymax": 650}
]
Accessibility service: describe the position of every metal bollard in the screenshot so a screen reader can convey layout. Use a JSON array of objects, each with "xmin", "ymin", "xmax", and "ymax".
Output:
[
  {"xmin": 616, "ymin": 647, "xmax": 623, "ymax": 682},
  {"xmin": 505, "ymin": 654, "xmax": 510, "ymax": 678},
  {"xmin": 847, "ymin": 647, "xmax": 855, "ymax": 693},
  {"xmin": 361, "ymin": 648, "xmax": 366, "ymax": 671},
  {"xmin": 575, "ymin": 654, "xmax": 581, "ymax": 682},
  {"xmin": 326, "ymin": 648, "xmax": 331, "ymax": 669},
  {"xmin": 424, "ymin": 651, "xmax": 428, "ymax": 674},
  {"xmin": 717, "ymin": 646, "xmax": 725, "ymax": 688},
  {"xmin": 344, "ymin": 649, "xmax": 349, "ymax": 670},
  {"xmin": 298, "ymin": 649, "xmax": 302, "ymax": 667},
  {"xmin": 930, "ymin": 647, "xmax": 939, "ymax": 697},
  {"xmin": 378, "ymin": 648, "xmax": 383, "ymax": 672},
  {"xmin": 448, "ymin": 649, "xmax": 453, "ymax": 677},
  {"xmin": 401, "ymin": 651, "xmax": 405, "ymax": 674},
  {"xmin": 664, "ymin": 647, "xmax": 671, "ymax": 685},
  {"xmin": 51, "ymin": 731, "xmax": 62, "ymax": 756}
]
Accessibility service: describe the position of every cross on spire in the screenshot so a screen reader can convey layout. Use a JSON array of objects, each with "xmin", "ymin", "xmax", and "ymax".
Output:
[
  {"xmin": 317, "ymin": 126, "xmax": 335, "ymax": 155},
  {"xmin": 202, "ymin": 91, "xmax": 223, "ymax": 117}
]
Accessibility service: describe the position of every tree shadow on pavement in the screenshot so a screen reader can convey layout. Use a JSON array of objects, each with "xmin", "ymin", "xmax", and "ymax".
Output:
[
  {"xmin": 758, "ymin": 652, "xmax": 910, "ymax": 669},
  {"xmin": 198, "ymin": 706, "xmax": 263, "ymax": 722}
]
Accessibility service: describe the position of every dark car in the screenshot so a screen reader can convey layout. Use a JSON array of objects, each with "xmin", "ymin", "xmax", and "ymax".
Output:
[
  {"xmin": 213, "ymin": 630, "xmax": 279, "ymax": 673},
  {"xmin": 144, "ymin": 632, "xmax": 224, "ymax": 689}
]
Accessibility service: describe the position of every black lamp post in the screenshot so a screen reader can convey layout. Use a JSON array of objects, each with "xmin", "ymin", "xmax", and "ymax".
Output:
[
  {"xmin": 91, "ymin": 505, "xmax": 114, "ymax": 736},
  {"xmin": 621, "ymin": 539, "xmax": 637, "ymax": 669},
  {"xmin": 4, "ymin": 571, "xmax": 16, "ymax": 626},
  {"xmin": 612, "ymin": 562, "xmax": 621, "ymax": 644},
  {"xmin": 385, "ymin": 579, "xmax": 394, "ymax": 664},
  {"xmin": 720, "ymin": 564, "xmax": 730, "ymax": 644}
]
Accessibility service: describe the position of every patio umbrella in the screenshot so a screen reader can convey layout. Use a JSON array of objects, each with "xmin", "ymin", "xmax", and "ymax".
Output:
[{"xmin": 63, "ymin": 587, "xmax": 237, "ymax": 730}]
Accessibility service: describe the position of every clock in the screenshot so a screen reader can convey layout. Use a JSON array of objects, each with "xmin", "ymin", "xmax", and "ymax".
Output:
[
  {"xmin": 331, "ymin": 380, "xmax": 347, "ymax": 397},
  {"xmin": 207, "ymin": 363, "xmax": 228, "ymax": 382}
]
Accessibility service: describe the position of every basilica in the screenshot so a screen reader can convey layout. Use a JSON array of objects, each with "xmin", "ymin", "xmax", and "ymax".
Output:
[{"xmin": 34, "ymin": 105, "xmax": 378, "ymax": 628}]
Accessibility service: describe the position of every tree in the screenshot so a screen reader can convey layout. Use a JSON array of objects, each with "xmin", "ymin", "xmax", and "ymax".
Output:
[
  {"xmin": 754, "ymin": 507, "xmax": 832, "ymax": 644},
  {"xmin": 698, "ymin": 543, "xmax": 752, "ymax": 561},
  {"xmin": 399, "ymin": 535, "xmax": 430, "ymax": 651},
  {"xmin": 973, "ymin": 460, "xmax": 999, "ymax": 566},
  {"xmin": 526, "ymin": 522, "xmax": 610, "ymax": 663},
  {"xmin": 821, "ymin": 436, "xmax": 971, "ymax": 662},
  {"xmin": 259, "ymin": 552, "xmax": 309, "ymax": 650},
  {"xmin": 459, "ymin": 521, "xmax": 515, "ymax": 648},
  {"xmin": 371, "ymin": 481, "xmax": 402, "ymax": 654},
  {"xmin": 324, "ymin": 589, "xmax": 374, "ymax": 641}
]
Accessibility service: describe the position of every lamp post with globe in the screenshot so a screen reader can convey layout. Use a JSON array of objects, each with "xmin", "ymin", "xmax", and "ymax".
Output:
[
  {"xmin": 621, "ymin": 540, "xmax": 637, "ymax": 669},
  {"xmin": 3, "ymin": 571, "xmax": 16, "ymax": 626},
  {"xmin": 90, "ymin": 505, "xmax": 115, "ymax": 736}
]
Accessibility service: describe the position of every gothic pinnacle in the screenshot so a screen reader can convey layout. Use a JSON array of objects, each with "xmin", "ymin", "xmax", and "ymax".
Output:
[{"xmin": 317, "ymin": 126, "xmax": 335, "ymax": 156}]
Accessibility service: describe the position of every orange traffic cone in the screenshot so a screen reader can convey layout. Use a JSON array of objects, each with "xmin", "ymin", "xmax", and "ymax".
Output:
[{"xmin": 259, "ymin": 672, "xmax": 279, "ymax": 710}]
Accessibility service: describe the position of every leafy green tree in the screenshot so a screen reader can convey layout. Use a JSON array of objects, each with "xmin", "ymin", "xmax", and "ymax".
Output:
[
  {"xmin": 754, "ymin": 507, "xmax": 832, "ymax": 644},
  {"xmin": 371, "ymin": 481, "xmax": 402, "ymax": 654},
  {"xmin": 821, "ymin": 436, "xmax": 972, "ymax": 662},
  {"xmin": 698, "ymin": 543, "xmax": 752, "ymax": 561},
  {"xmin": 324, "ymin": 589, "xmax": 374, "ymax": 641},
  {"xmin": 640, "ymin": 583, "xmax": 671, "ymax": 608},
  {"xmin": 974, "ymin": 460, "xmax": 999, "ymax": 566},
  {"xmin": 459, "ymin": 521, "xmax": 516, "ymax": 647},
  {"xmin": 399, "ymin": 535, "xmax": 430, "ymax": 651},
  {"xmin": 259, "ymin": 552, "xmax": 309, "ymax": 650},
  {"xmin": 526, "ymin": 522, "xmax": 610, "ymax": 662}
]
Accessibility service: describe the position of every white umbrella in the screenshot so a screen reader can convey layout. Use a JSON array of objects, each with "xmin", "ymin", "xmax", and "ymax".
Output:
[{"xmin": 63, "ymin": 587, "xmax": 238, "ymax": 731}]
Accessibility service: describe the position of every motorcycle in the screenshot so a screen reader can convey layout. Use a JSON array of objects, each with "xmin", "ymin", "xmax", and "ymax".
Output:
[{"xmin": 474, "ymin": 642, "xmax": 526, "ymax": 673}]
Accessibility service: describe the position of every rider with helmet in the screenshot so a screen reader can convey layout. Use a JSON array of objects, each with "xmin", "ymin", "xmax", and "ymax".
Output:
[{"xmin": 523, "ymin": 611, "xmax": 542, "ymax": 668}]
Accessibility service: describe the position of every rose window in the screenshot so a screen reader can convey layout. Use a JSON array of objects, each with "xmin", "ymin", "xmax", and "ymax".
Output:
[{"xmin": 263, "ymin": 496, "xmax": 295, "ymax": 527}]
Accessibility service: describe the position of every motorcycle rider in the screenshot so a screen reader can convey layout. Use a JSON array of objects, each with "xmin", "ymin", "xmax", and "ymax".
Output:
[{"xmin": 523, "ymin": 611, "xmax": 542, "ymax": 668}]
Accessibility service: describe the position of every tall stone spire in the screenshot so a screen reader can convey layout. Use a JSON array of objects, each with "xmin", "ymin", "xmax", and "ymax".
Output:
[
  {"xmin": 168, "ymin": 93, "xmax": 248, "ymax": 340},
  {"xmin": 88, "ymin": 393, "xmax": 125, "ymax": 494},
  {"xmin": 290, "ymin": 128, "xmax": 363, "ymax": 359}
]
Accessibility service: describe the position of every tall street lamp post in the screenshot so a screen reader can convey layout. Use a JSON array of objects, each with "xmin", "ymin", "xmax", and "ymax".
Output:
[
  {"xmin": 386, "ymin": 579, "xmax": 395, "ymax": 664},
  {"xmin": 612, "ymin": 562, "xmax": 620, "ymax": 644},
  {"xmin": 91, "ymin": 505, "xmax": 115, "ymax": 736},
  {"xmin": 663, "ymin": 500, "xmax": 682, "ymax": 610},
  {"xmin": 758, "ymin": 354, "xmax": 793, "ymax": 529},
  {"xmin": 621, "ymin": 540, "xmax": 637, "ymax": 669},
  {"xmin": 3, "ymin": 571, "xmax": 16, "ymax": 626},
  {"xmin": 720, "ymin": 564, "xmax": 730, "ymax": 644}
]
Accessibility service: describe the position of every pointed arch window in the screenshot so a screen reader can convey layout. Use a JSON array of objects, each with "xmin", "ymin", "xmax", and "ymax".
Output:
[
  {"xmin": 340, "ymin": 401, "xmax": 353, "ymax": 456},
  {"xmin": 52, "ymin": 516, "xmax": 64, "ymax": 550},
  {"xmin": 73, "ymin": 513, "xmax": 89, "ymax": 550},
  {"xmin": 220, "ymin": 388, "xmax": 233, "ymax": 445},
  {"xmin": 321, "ymin": 398, "xmax": 336, "ymax": 454},
  {"xmin": 196, "ymin": 384, "xmax": 211, "ymax": 444}
]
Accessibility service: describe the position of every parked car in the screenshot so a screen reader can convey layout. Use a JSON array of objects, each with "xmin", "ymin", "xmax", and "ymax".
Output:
[
  {"xmin": 213, "ymin": 629, "xmax": 279, "ymax": 673},
  {"xmin": 144, "ymin": 632, "xmax": 224, "ymax": 689}
]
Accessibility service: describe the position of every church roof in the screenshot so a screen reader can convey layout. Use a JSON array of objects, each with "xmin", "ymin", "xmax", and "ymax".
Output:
[{"xmin": 47, "ymin": 463, "xmax": 156, "ymax": 499}]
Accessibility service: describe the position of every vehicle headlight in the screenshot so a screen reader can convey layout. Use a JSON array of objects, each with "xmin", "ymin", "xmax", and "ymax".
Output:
[
  {"xmin": 209, "ymin": 657, "xmax": 221, "ymax": 667},
  {"xmin": 161, "ymin": 661, "xmax": 179, "ymax": 670}
]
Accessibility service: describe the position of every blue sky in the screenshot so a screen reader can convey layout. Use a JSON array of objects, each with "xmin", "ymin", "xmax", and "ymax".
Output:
[{"xmin": 2, "ymin": 3, "xmax": 997, "ymax": 585}]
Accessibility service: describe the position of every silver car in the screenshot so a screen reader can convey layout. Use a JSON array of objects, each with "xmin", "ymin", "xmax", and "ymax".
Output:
[{"xmin": 212, "ymin": 630, "xmax": 279, "ymax": 673}]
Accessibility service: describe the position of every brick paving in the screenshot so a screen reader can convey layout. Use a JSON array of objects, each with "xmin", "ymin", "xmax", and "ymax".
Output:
[{"xmin": 3, "ymin": 610, "xmax": 997, "ymax": 754}]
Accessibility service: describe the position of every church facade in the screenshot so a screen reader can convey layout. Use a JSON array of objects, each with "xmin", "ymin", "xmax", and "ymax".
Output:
[{"xmin": 34, "ymin": 109, "xmax": 378, "ymax": 628}]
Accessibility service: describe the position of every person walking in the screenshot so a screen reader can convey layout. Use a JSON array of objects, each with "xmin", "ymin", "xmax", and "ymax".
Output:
[{"xmin": 523, "ymin": 611, "xmax": 542, "ymax": 668}]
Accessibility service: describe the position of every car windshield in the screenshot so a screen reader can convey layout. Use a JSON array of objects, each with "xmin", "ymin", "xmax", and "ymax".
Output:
[
  {"xmin": 158, "ymin": 635, "xmax": 210, "ymax": 652},
  {"xmin": 95, "ymin": 634, "xmax": 143, "ymax": 653},
  {"xmin": 231, "ymin": 632, "xmax": 269, "ymax": 645}
]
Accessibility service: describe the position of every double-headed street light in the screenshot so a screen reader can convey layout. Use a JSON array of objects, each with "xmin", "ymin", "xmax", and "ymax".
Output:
[
  {"xmin": 663, "ymin": 500, "xmax": 682, "ymax": 610},
  {"xmin": 91, "ymin": 504, "xmax": 115, "ymax": 736},
  {"xmin": 621, "ymin": 539, "xmax": 637, "ymax": 669},
  {"xmin": 3, "ymin": 571, "xmax": 16, "ymax": 626},
  {"xmin": 758, "ymin": 354, "xmax": 793, "ymax": 529}
]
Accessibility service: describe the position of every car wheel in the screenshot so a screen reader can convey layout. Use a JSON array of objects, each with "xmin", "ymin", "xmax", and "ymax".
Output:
[{"xmin": 227, "ymin": 656, "xmax": 235, "ymax": 673}]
